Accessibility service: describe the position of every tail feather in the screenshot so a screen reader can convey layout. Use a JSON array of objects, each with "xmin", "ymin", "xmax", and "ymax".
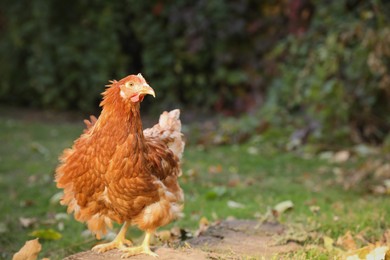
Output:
[{"xmin": 144, "ymin": 109, "xmax": 185, "ymax": 160}]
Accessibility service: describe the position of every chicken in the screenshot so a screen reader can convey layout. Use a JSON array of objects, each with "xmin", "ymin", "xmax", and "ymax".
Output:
[{"xmin": 55, "ymin": 73, "xmax": 184, "ymax": 258}]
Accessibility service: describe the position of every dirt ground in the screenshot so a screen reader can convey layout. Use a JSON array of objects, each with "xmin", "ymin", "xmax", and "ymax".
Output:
[{"xmin": 64, "ymin": 220, "xmax": 300, "ymax": 260}]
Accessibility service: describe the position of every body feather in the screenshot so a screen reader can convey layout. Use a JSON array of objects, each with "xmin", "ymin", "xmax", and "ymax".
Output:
[{"xmin": 55, "ymin": 76, "xmax": 184, "ymax": 239}]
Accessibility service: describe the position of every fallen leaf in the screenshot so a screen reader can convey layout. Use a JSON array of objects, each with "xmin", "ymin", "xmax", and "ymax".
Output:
[
  {"xmin": 208, "ymin": 164, "xmax": 223, "ymax": 174},
  {"xmin": 81, "ymin": 229, "xmax": 92, "ymax": 238},
  {"xmin": 353, "ymin": 144, "xmax": 378, "ymax": 156},
  {"xmin": 304, "ymin": 198, "xmax": 318, "ymax": 206},
  {"xmin": 29, "ymin": 229, "xmax": 62, "ymax": 240},
  {"xmin": 244, "ymin": 177, "xmax": 256, "ymax": 186},
  {"xmin": 30, "ymin": 142, "xmax": 49, "ymax": 157},
  {"xmin": 273, "ymin": 200, "xmax": 294, "ymax": 217},
  {"xmin": 333, "ymin": 150, "xmax": 350, "ymax": 163},
  {"xmin": 336, "ymin": 230, "xmax": 357, "ymax": 251},
  {"xmin": 319, "ymin": 151, "xmax": 334, "ymax": 160},
  {"xmin": 12, "ymin": 238, "xmax": 42, "ymax": 260},
  {"xmin": 366, "ymin": 246, "xmax": 389, "ymax": 260},
  {"xmin": 57, "ymin": 222, "xmax": 64, "ymax": 231},
  {"xmin": 374, "ymin": 163, "xmax": 390, "ymax": 178},
  {"xmin": 170, "ymin": 226, "xmax": 181, "ymax": 238},
  {"xmin": 309, "ymin": 205, "xmax": 320, "ymax": 214},
  {"xmin": 274, "ymin": 222, "xmax": 314, "ymax": 245},
  {"xmin": 381, "ymin": 229, "xmax": 390, "ymax": 244},
  {"xmin": 195, "ymin": 217, "xmax": 209, "ymax": 237},
  {"xmin": 227, "ymin": 177, "xmax": 241, "ymax": 187},
  {"xmin": 173, "ymin": 227, "xmax": 192, "ymax": 241},
  {"xmin": 20, "ymin": 200, "xmax": 35, "ymax": 207},
  {"xmin": 385, "ymin": 249, "xmax": 390, "ymax": 260},
  {"xmin": 323, "ymin": 236, "xmax": 334, "ymax": 251},
  {"xmin": 28, "ymin": 175, "xmax": 38, "ymax": 185},
  {"xmin": 253, "ymin": 211, "xmax": 262, "ymax": 218},
  {"xmin": 226, "ymin": 216, "xmax": 236, "ymax": 221},
  {"xmin": 186, "ymin": 168, "xmax": 198, "ymax": 177},
  {"xmin": 0, "ymin": 222, "xmax": 8, "ymax": 233},
  {"xmin": 372, "ymin": 185, "xmax": 387, "ymax": 195},
  {"xmin": 205, "ymin": 186, "xmax": 227, "ymax": 200},
  {"xmin": 49, "ymin": 192, "xmax": 63, "ymax": 205},
  {"xmin": 156, "ymin": 230, "xmax": 172, "ymax": 243},
  {"xmin": 355, "ymin": 229, "xmax": 369, "ymax": 244},
  {"xmin": 19, "ymin": 217, "xmax": 38, "ymax": 228},
  {"xmin": 346, "ymin": 245, "xmax": 389, "ymax": 260},
  {"xmin": 227, "ymin": 200, "xmax": 245, "ymax": 209},
  {"xmin": 228, "ymin": 166, "xmax": 238, "ymax": 174},
  {"xmin": 54, "ymin": 213, "xmax": 69, "ymax": 221},
  {"xmin": 247, "ymin": 146, "xmax": 259, "ymax": 155}
]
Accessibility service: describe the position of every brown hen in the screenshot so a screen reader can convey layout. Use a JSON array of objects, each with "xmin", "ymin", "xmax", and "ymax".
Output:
[{"xmin": 55, "ymin": 73, "xmax": 184, "ymax": 258}]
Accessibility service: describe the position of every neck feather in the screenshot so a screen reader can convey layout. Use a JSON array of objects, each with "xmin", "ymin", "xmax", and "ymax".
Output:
[{"xmin": 98, "ymin": 85, "xmax": 144, "ymax": 138}]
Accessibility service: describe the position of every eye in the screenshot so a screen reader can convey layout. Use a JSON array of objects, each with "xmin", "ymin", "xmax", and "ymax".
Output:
[{"xmin": 125, "ymin": 82, "xmax": 134, "ymax": 88}]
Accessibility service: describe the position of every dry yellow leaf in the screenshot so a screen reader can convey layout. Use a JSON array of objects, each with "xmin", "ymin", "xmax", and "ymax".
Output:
[
  {"xmin": 333, "ymin": 150, "xmax": 350, "ymax": 163},
  {"xmin": 346, "ymin": 245, "xmax": 389, "ymax": 260},
  {"xmin": 336, "ymin": 230, "xmax": 357, "ymax": 251},
  {"xmin": 156, "ymin": 230, "xmax": 172, "ymax": 243},
  {"xmin": 385, "ymin": 249, "xmax": 390, "ymax": 260},
  {"xmin": 12, "ymin": 238, "xmax": 41, "ymax": 260},
  {"xmin": 195, "ymin": 217, "xmax": 209, "ymax": 237},
  {"xmin": 323, "ymin": 236, "xmax": 334, "ymax": 251},
  {"xmin": 381, "ymin": 229, "xmax": 390, "ymax": 244}
]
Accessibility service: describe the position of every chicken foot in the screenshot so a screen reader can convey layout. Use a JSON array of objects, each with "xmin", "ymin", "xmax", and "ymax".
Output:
[
  {"xmin": 92, "ymin": 222, "xmax": 132, "ymax": 253},
  {"xmin": 120, "ymin": 231, "xmax": 157, "ymax": 258}
]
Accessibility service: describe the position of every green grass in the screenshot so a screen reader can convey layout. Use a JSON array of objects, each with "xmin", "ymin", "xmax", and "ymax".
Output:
[{"xmin": 0, "ymin": 114, "xmax": 389, "ymax": 259}]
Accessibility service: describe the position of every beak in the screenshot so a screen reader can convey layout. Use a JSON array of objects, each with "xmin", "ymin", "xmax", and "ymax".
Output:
[{"xmin": 139, "ymin": 84, "xmax": 156, "ymax": 98}]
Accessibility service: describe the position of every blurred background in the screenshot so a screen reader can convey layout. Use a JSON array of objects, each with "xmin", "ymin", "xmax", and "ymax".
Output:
[
  {"xmin": 2, "ymin": 1, "xmax": 390, "ymax": 259},
  {"xmin": 1, "ymin": 0, "xmax": 389, "ymax": 147}
]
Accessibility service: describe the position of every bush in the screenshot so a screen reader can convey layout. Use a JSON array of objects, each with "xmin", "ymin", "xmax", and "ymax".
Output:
[
  {"xmin": 265, "ymin": 0, "xmax": 390, "ymax": 145},
  {"xmin": 0, "ymin": 0, "xmax": 286, "ymax": 112},
  {"xmin": 0, "ymin": 1, "xmax": 127, "ymax": 112}
]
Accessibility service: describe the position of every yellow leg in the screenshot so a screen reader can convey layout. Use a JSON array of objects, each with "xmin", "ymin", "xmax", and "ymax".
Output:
[
  {"xmin": 120, "ymin": 231, "xmax": 158, "ymax": 258},
  {"xmin": 92, "ymin": 222, "xmax": 132, "ymax": 253}
]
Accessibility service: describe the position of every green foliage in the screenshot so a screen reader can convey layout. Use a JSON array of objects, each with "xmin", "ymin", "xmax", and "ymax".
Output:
[
  {"xmin": 29, "ymin": 229, "xmax": 62, "ymax": 241},
  {"xmin": 127, "ymin": 1, "xmax": 279, "ymax": 110},
  {"xmin": 0, "ymin": 1, "xmax": 126, "ymax": 111},
  {"xmin": 0, "ymin": 0, "xmax": 285, "ymax": 112},
  {"xmin": 265, "ymin": 0, "xmax": 390, "ymax": 144},
  {"xmin": 2, "ymin": 0, "xmax": 390, "ymax": 146}
]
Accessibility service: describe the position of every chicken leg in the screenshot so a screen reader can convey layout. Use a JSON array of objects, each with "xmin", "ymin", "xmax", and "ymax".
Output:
[
  {"xmin": 120, "ymin": 231, "xmax": 157, "ymax": 258},
  {"xmin": 92, "ymin": 222, "xmax": 132, "ymax": 253}
]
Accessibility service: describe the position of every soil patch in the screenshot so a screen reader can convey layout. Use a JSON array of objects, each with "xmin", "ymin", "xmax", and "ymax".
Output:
[{"xmin": 65, "ymin": 220, "xmax": 300, "ymax": 260}]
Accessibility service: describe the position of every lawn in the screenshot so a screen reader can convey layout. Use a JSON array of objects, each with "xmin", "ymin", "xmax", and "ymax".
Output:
[{"xmin": 0, "ymin": 111, "xmax": 389, "ymax": 259}]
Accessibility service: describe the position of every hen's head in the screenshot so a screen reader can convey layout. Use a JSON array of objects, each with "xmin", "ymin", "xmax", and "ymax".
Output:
[{"xmin": 116, "ymin": 73, "xmax": 155, "ymax": 103}]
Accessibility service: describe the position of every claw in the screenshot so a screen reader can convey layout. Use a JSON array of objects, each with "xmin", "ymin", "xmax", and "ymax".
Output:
[
  {"xmin": 91, "ymin": 222, "xmax": 131, "ymax": 253},
  {"xmin": 123, "ymin": 239, "xmax": 133, "ymax": 246},
  {"xmin": 120, "ymin": 231, "xmax": 157, "ymax": 258},
  {"xmin": 92, "ymin": 241, "xmax": 127, "ymax": 253},
  {"xmin": 120, "ymin": 246, "xmax": 158, "ymax": 258}
]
